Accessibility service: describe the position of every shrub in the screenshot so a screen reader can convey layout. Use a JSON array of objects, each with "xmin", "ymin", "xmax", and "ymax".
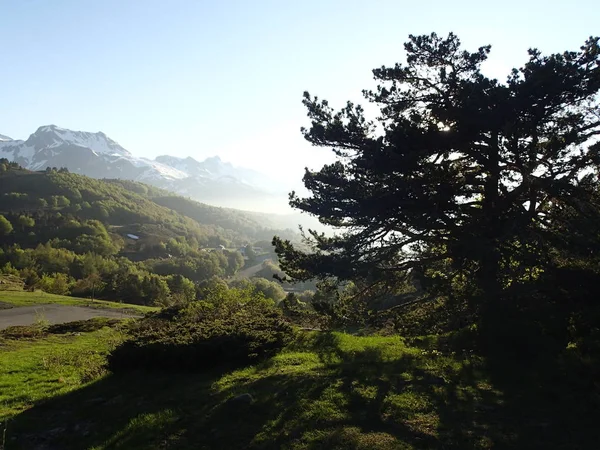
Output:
[
  {"xmin": 229, "ymin": 277, "xmax": 286, "ymax": 302},
  {"xmin": 39, "ymin": 272, "xmax": 72, "ymax": 295},
  {"xmin": 109, "ymin": 286, "xmax": 294, "ymax": 372}
]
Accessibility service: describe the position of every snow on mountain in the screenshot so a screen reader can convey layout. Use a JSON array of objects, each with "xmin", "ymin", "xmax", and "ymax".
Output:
[
  {"xmin": 1, "ymin": 125, "xmax": 288, "ymax": 212},
  {"xmin": 155, "ymin": 155, "xmax": 214, "ymax": 178},
  {"xmin": 0, "ymin": 136, "xmax": 32, "ymax": 165},
  {"xmin": 1, "ymin": 125, "xmax": 188, "ymax": 180},
  {"xmin": 135, "ymin": 159, "xmax": 189, "ymax": 181},
  {"xmin": 28, "ymin": 125, "xmax": 131, "ymax": 157}
]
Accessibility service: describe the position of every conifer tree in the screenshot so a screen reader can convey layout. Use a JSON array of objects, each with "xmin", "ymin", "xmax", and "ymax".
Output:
[{"xmin": 274, "ymin": 33, "xmax": 600, "ymax": 306}]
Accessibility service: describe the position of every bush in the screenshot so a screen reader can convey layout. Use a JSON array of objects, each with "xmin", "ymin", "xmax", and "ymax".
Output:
[
  {"xmin": 39, "ymin": 272, "xmax": 72, "ymax": 295},
  {"xmin": 228, "ymin": 277, "xmax": 286, "ymax": 302},
  {"xmin": 109, "ymin": 286, "xmax": 294, "ymax": 372}
]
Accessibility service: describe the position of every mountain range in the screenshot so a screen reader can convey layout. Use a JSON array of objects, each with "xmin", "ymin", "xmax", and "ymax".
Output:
[{"xmin": 0, "ymin": 125, "xmax": 288, "ymax": 212}]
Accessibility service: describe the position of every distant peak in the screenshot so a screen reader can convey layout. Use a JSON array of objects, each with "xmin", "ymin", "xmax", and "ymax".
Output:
[
  {"xmin": 36, "ymin": 124, "xmax": 61, "ymax": 132},
  {"xmin": 35, "ymin": 125, "xmax": 107, "ymax": 137},
  {"xmin": 34, "ymin": 124, "xmax": 76, "ymax": 137},
  {"xmin": 0, "ymin": 133, "xmax": 12, "ymax": 141},
  {"xmin": 25, "ymin": 124, "xmax": 130, "ymax": 156}
]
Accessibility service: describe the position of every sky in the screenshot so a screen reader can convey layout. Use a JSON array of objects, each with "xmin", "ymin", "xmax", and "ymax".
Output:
[{"xmin": 1, "ymin": 0, "xmax": 598, "ymax": 186}]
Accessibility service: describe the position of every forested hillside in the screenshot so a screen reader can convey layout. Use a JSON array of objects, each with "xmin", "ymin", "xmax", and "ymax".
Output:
[{"xmin": 0, "ymin": 161, "xmax": 295, "ymax": 305}]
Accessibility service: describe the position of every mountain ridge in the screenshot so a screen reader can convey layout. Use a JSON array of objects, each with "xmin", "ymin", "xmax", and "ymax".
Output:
[{"xmin": 0, "ymin": 125, "xmax": 287, "ymax": 212}]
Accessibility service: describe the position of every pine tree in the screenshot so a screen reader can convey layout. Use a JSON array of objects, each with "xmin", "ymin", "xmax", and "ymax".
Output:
[{"xmin": 273, "ymin": 33, "xmax": 600, "ymax": 309}]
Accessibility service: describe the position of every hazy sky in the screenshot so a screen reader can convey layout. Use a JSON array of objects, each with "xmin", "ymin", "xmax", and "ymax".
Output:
[{"xmin": 1, "ymin": 0, "xmax": 597, "ymax": 185}]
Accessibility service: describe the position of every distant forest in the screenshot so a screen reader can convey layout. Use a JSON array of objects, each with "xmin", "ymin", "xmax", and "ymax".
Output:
[{"xmin": 0, "ymin": 161, "xmax": 300, "ymax": 305}]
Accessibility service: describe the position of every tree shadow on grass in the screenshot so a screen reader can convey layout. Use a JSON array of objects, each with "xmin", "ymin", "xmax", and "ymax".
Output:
[
  {"xmin": 182, "ymin": 333, "xmax": 508, "ymax": 449},
  {"xmin": 5, "ymin": 369, "xmax": 225, "ymax": 450},
  {"xmin": 7, "ymin": 331, "xmax": 599, "ymax": 449},
  {"xmin": 476, "ymin": 344, "xmax": 600, "ymax": 449}
]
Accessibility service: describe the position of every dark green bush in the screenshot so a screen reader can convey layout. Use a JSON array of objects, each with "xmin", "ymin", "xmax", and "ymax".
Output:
[{"xmin": 108, "ymin": 286, "xmax": 293, "ymax": 372}]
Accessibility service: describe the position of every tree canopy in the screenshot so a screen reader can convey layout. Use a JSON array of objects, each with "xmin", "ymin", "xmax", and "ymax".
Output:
[
  {"xmin": 0, "ymin": 215, "xmax": 13, "ymax": 236},
  {"xmin": 274, "ymin": 32, "xmax": 600, "ymax": 306}
]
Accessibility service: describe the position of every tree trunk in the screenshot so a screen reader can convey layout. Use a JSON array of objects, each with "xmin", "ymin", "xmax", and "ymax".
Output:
[{"xmin": 478, "ymin": 131, "xmax": 505, "ymax": 340}]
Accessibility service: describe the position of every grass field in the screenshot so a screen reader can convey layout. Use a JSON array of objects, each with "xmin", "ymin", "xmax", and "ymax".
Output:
[
  {"xmin": 0, "ymin": 290, "xmax": 158, "ymax": 314},
  {"xmin": 0, "ymin": 323, "xmax": 126, "ymax": 422},
  {"xmin": 2, "ymin": 324, "xmax": 598, "ymax": 449}
]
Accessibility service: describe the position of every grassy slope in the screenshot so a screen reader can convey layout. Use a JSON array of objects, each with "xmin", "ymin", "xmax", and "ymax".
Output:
[
  {"xmin": 0, "ymin": 291, "xmax": 158, "ymax": 314},
  {"xmin": 0, "ymin": 325, "xmax": 125, "ymax": 421},
  {"xmin": 3, "ymin": 327, "xmax": 598, "ymax": 450}
]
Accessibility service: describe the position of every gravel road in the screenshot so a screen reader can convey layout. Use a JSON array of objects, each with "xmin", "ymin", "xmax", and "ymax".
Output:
[{"xmin": 0, "ymin": 304, "xmax": 141, "ymax": 330}]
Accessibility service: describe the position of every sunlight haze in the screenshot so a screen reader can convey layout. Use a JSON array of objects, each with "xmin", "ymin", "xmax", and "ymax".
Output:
[{"xmin": 1, "ymin": 0, "xmax": 597, "ymax": 187}]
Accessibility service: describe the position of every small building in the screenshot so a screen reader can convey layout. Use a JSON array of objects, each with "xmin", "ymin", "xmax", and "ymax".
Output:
[{"xmin": 126, "ymin": 233, "xmax": 140, "ymax": 240}]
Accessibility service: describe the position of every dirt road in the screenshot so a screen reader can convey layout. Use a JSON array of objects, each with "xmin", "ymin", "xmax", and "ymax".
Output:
[{"xmin": 0, "ymin": 304, "xmax": 141, "ymax": 330}]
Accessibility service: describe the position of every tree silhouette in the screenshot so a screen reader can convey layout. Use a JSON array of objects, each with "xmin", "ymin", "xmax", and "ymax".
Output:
[{"xmin": 274, "ymin": 32, "xmax": 600, "ymax": 310}]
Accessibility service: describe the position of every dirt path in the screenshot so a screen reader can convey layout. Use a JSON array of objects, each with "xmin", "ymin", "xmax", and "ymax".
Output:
[{"xmin": 0, "ymin": 304, "xmax": 141, "ymax": 330}]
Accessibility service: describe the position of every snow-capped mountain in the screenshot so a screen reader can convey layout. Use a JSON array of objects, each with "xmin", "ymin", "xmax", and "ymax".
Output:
[
  {"xmin": 0, "ymin": 125, "xmax": 287, "ymax": 211},
  {"xmin": 0, "ymin": 125, "xmax": 188, "ymax": 181}
]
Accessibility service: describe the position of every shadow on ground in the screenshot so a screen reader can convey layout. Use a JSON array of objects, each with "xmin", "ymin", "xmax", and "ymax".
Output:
[{"xmin": 6, "ymin": 332, "xmax": 600, "ymax": 449}]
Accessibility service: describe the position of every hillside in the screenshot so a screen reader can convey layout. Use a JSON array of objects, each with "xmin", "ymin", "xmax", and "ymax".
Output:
[
  {"xmin": 0, "ymin": 161, "xmax": 296, "ymax": 306},
  {"xmin": 0, "ymin": 162, "xmax": 256, "ymax": 245}
]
